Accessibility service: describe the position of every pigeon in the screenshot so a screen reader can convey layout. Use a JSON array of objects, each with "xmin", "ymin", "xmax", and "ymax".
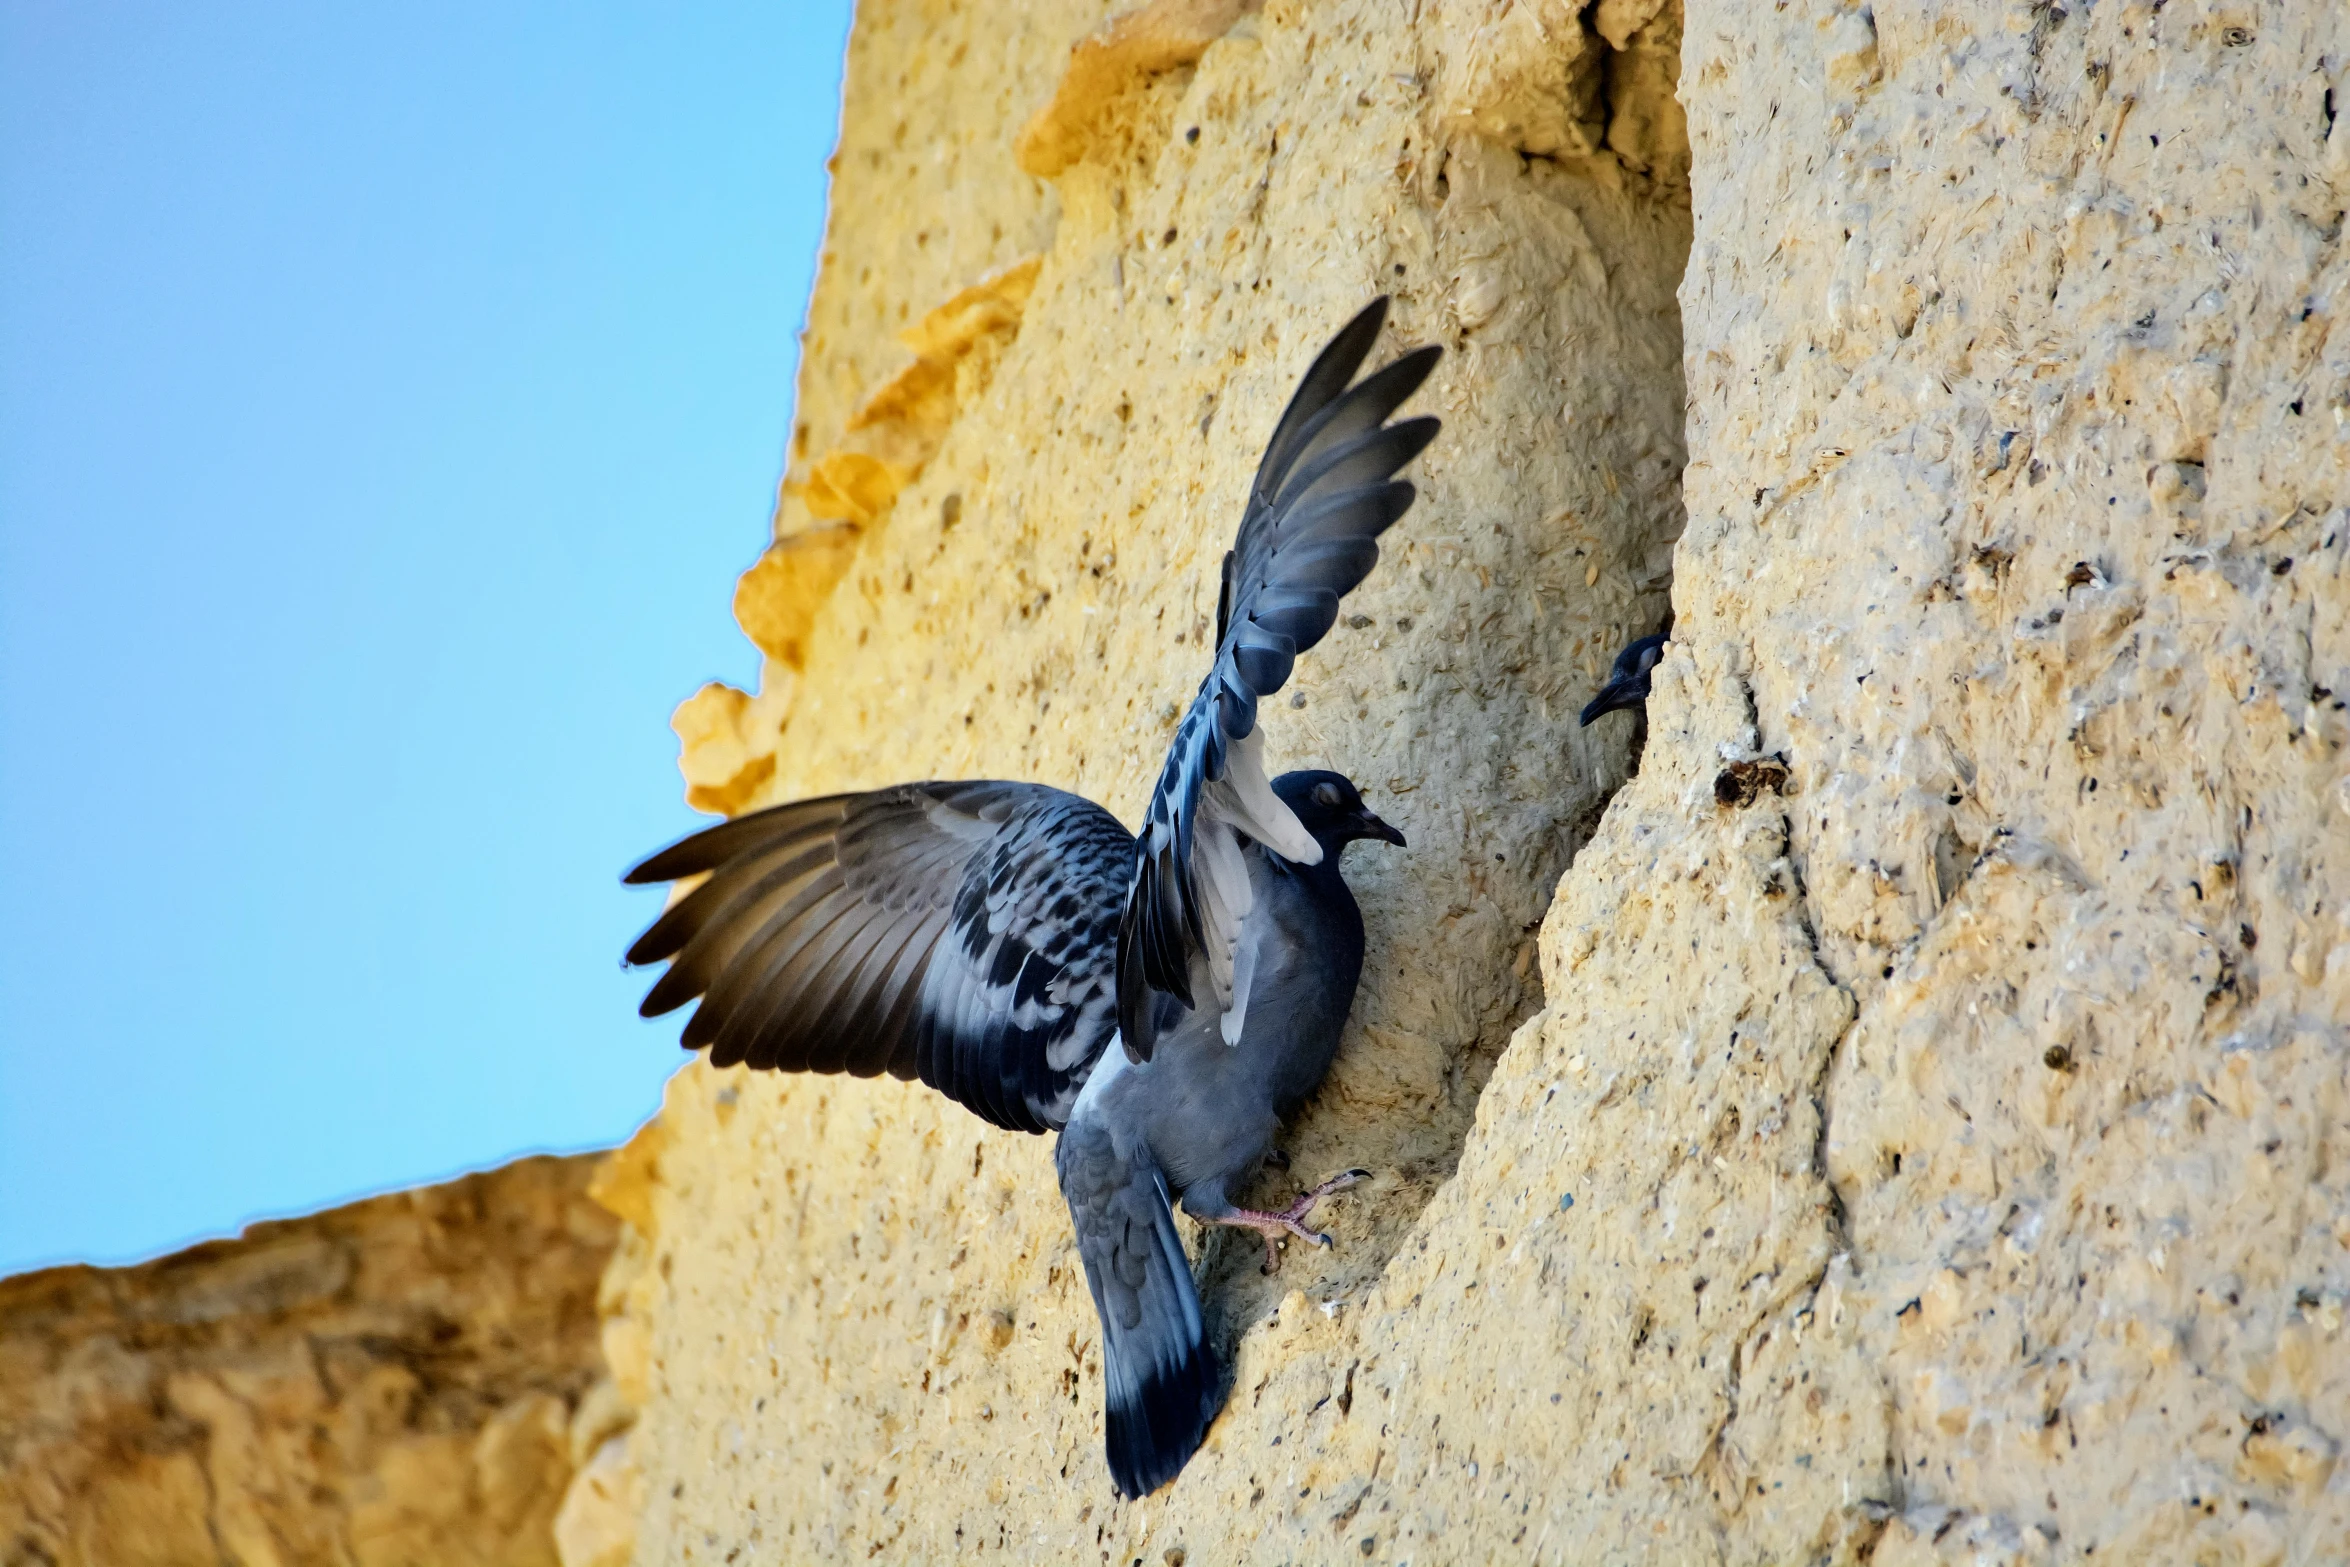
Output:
[
  {"xmin": 1578, "ymin": 631, "xmax": 1667, "ymax": 725},
  {"xmin": 1062, "ymin": 766, "xmax": 1401, "ymax": 1495},
  {"xmin": 622, "ymin": 297, "xmax": 1439, "ymax": 1498}
]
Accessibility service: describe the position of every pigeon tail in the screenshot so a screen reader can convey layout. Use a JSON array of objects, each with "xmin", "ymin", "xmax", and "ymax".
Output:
[
  {"xmin": 1058, "ymin": 1103, "xmax": 1226, "ymax": 1498},
  {"xmin": 1103, "ymin": 1303, "xmax": 1222, "ymax": 1500}
]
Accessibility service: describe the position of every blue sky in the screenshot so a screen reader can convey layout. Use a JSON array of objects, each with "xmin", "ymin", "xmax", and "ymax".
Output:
[{"xmin": 0, "ymin": 5, "xmax": 850, "ymax": 1273}]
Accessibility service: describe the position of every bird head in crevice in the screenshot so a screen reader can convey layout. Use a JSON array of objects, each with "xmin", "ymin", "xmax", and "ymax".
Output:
[
  {"xmin": 1271, "ymin": 769, "xmax": 1407, "ymax": 857},
  {"xmin": 1579, "ymin": 632, "xmax": 1669, "ymax": 726}
]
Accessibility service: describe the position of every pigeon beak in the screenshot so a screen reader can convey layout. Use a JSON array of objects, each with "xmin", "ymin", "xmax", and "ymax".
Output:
[
  {"xmin": 1578, "ymin": 679, "xmax": 1647, "ymax": 727},
  {"xmin": 1357, "ymin": 810, "xmax": 1407, "ymax": 848}
]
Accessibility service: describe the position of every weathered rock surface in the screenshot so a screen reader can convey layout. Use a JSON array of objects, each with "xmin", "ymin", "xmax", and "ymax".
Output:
[
  {"xmin": 0, "ymin": 1155, "xmax": 617, "ymax": 1567},
  {"xmin": 614, "ymin": 0, "xmax": 2346, "ymax": 1561},
  {"xmin": 1659, "ymin": 4, "xmax": 2350, "ymax": 1557}
]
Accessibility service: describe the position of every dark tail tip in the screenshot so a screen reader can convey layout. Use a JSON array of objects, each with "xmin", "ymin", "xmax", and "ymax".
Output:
[{"xmin": 1106, "ymin": 1340, "xmax": 1225, "ymax": 1500}]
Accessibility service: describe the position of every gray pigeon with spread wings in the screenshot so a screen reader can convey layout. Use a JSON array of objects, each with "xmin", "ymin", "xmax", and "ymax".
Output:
[{"xmin": 624, "ymin": 298, "xmax": 1438, "ymax": 1498}]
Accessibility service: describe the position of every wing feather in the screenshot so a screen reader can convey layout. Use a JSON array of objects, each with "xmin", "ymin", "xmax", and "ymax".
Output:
[
  {"xmin": 623, "ymin": 782, "xmax": 1132, "ymax": 1133},
  {"xmin": 1115, "ymin": 299, "xmax": 1440, "ymax": 1058}
]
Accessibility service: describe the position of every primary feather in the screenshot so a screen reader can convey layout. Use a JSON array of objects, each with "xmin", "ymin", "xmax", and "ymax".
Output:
[
  {"xmin": 626, "ymin": 782, "xmax": 1129, "ymax": 1133},
  {"xmin": 1116, "ymin": 297, "xmax": 1439, "ymax": 1059}
]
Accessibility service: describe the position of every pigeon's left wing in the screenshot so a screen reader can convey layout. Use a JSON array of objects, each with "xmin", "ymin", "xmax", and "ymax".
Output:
[
  {"xmin": 1116, "ymin": 297, "xmax": 1439, "ymax": 1058},
  {"xmin": 626, "ymin": 781, "xmax": 1133, "ymax": 1133}
]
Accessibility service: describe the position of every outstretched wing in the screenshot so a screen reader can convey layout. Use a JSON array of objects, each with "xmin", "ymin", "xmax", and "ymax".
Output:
[
  {"xmin": 625, "ymin": 781, "xmax": 1133, "ymax": 1134},
  {"xmin": 1116, "ymin": 297, "xmax": 1439, "ymax": 1059}
]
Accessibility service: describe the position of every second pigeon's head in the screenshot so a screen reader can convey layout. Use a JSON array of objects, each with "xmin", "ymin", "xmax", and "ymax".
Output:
[
  {"xmin": 1273, "ymin": 770, "xmax": 1407, "ymax": 855},
  {"xmin": 1579, "ymin": 632, "xmax": 1668, "ymax": 726}
]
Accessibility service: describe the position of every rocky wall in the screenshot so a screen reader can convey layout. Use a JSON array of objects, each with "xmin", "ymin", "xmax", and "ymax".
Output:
[
  {"xmin": 613, "ymin": 0, "xmax": 1689, "ymax": 1559},
  {"xmin": 1651, "ymin": 1, "xmax": 2350, "ymax": 1557},
  {"xmin": 0, "ymin": 1155, "xmax": 618, "ymax": 1567},
  {"xmin": 612, "ymin": 0, "xmax": 2348, "ymax": 1562}
]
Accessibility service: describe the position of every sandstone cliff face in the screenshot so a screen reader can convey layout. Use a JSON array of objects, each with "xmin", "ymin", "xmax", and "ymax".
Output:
[
  {"xmin": 613, "ymin": 1, "xmax": 2348, "ymax": 1562},
  {"xmin": 1653, "ymin": 4, "xmax": 2350, "ymax": 1557},
  {"xmin": 0, "ymin": 1156, "xmax": 616, "ymax": 1567}
]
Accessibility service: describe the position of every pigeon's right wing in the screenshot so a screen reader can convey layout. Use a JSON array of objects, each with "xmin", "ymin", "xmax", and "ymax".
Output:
[
  {"xmin": 1056, "ymin": 1110, "xmax": 1222, "ymax": 1498},
  {"xmin": 625, "ymin": 781, "xmax": 1133, "ymax": 1134},
  {"xmin": 1116, "ymin": 297, "xmax": 1440, "ymax": 1058}
]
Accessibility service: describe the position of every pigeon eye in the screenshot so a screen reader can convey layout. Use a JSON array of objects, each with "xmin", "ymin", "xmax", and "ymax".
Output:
[{"xmin": 1313, "ymin": 783, "xmax": 1342, "ymax": 808}]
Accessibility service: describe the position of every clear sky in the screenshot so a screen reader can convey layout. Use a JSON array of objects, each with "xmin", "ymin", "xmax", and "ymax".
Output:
[{"xmin": 0, "ymin": 5, "xmax": 851, "ymax": 1274}]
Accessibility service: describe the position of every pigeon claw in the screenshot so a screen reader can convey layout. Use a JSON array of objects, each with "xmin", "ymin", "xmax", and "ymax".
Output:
[
  {"xmin": 1217, "ymin": 1168, "xmax": 1375, "ymax": 1273},
  {"xmin": 1226, "ymin": 1210, "xmax": 1335, "ymax": 1274},
  {"xmin": 1290, "ymin": 1169, "xmax": 1368, "ymax": 1208}
]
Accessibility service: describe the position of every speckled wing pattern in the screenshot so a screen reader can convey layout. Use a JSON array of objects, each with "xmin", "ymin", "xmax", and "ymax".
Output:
[
  {"xmin": 624, "ymin": 781, "xmax": 1133, "ymax": 1134},
  {"xmin": 1116, "ymin": 297, "xmax": 1440, "ymax": 1059}
]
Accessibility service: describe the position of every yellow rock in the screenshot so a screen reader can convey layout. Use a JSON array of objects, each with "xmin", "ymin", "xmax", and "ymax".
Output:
[
  {"xmin": 564, "ymin": 1378, "xmax": 635, "ymax": 1466},
  {"xmin": 553, "ymin": 1435, "xmax": 642, "ymax": 1567},
  {"xmin": 858, "ymin": 255, "xmax": 1044, "ymax": 435},
  {"xmin": 789, "ymin": 453, "xmax": 906, "ymax": 528},
  {"xmin": 600, "ymin": 1314, "xmax": 654, "ymax": 1413},
  {"xmin": 730, "ymin": 522, "xmax": 865, "ymax": 668},
  {"xmin": 0, "ymin": 1158, "xmax": 612, "ymax": 1567},
  {"xmin": 586, "ymin": 1115, "xmax": 669, "ymax": 1240},
  {"xmin": 1014, "ymin": 0, "xmax": 1258, "ymax": 178}
]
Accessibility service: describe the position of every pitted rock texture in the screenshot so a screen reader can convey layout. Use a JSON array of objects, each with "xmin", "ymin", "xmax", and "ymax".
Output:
[
  {"xmin": 1669, "ymin": 2, "xmax": 2350, "ymax": 1558},
  {"xmin": 0, "ymin": 1156, "xmax": 617, "ymax": 1567},
  {"xmin": 617, "ymin": 0, "xmax": 2347, "ymax": 1562}
]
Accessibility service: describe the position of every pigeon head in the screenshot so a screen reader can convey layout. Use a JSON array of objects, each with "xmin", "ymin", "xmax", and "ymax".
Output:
[
  {"xmin": 1579, "ymin": 632, "xmax": 1668, "ymax": 726},
  {"xmin": 1273, "ymin": 769, "xmax": 1407, "ymax": 852}
]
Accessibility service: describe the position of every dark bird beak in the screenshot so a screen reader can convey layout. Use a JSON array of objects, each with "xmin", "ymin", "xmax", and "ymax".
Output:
[
  {"xmin": 1357, "ymin": 810, "xmax": 1407, "ymax": 847},
  {"xmin": 1578, "ymin": 678, "xmax": 1648, "ymax": 727}
]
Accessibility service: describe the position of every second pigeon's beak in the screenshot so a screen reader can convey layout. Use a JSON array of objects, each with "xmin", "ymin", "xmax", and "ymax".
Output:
[
  {"xmin": 1578, "ymin": 678, "xmax": 1648, "ymax": 726},
  {"xmin": 1356, "ymin": 810, "xmax": 1407, "ymax": 848}
]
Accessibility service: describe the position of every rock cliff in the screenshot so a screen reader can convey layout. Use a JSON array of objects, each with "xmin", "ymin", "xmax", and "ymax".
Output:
[
  {"xmin": 644, "ymin": 0, "xmax": 2344, "ymax": 1561},
  {"xmin": 0, "ymin": 1156, "xmax": 616, "ymax": 1567}
]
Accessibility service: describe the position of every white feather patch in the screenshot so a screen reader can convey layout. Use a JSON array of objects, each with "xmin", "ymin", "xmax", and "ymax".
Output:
[
  {"xmin": 1192, "ymin": 821, "xmax": 1250, "ymax": 1004},
  {"xmin": 1205, "ymin": 728, "xmax": 1320, "ymax": 864},
  {"xmin": 1221, "ymin": 922, "xmax": 1259, "ymax": 1046}
]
